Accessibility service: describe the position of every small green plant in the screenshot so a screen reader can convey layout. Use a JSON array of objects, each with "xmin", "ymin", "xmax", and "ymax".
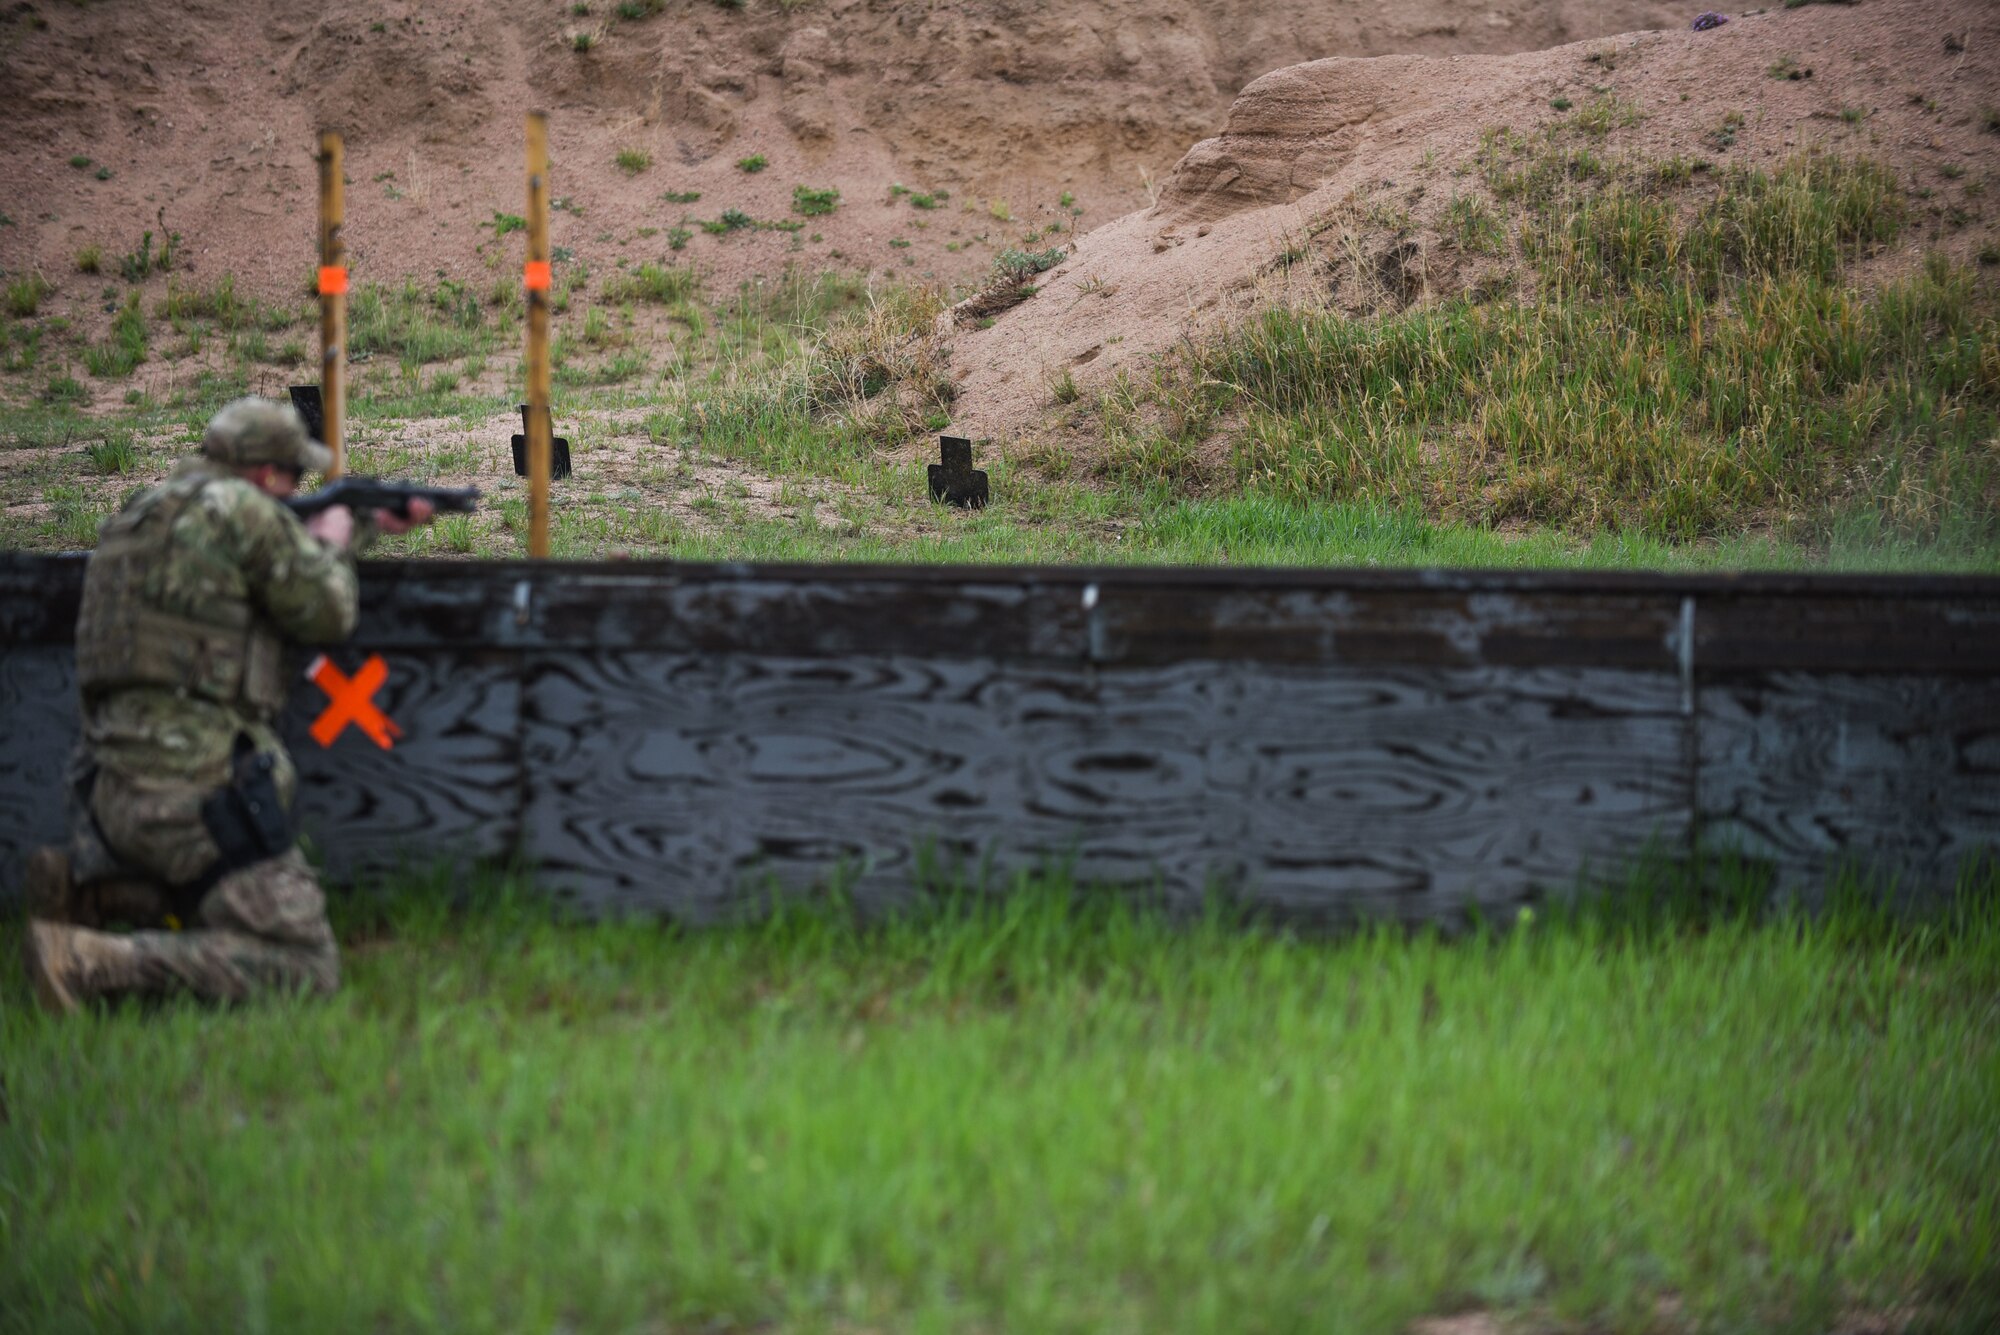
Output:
[
  {"xmin": 791, "ymin": 185, "xmax": 840, "ymax": 217},
  {"xmin": 662, "ymin": 189, "xmax": 702, "ymax": 204},
  {"xmin": 1940, "ymin": 163, "xmax": 1966, "ymax": 180},
  {"xmin": 1767, "ymin": 56, "xmax": 1810, "ymax": 81},
  {"xmin": 1550, "ymin": 97, "xmax": 1573, "ymax": 112},
  {"xmin": 994, "ymin": 246, "xmax": 1065, "ymax": 280},
  {"xmin": 1050, "ymin": 367, "xmax": 1080, "ymax": 404},
  {"xmin": 909, "ymin": 192, "xmax": 944, "ymax": 210},
  {"xmin": 42, "ymin": 375, "xmax": 86, "ymax": 405},
  {"xmin": 1059, "ymin": 191, "xmax": 1076, "ymax": 208},
  {"xmin": 489, "ymin": 212, "xmax": 528, "ymax": 237},
  {"xmin": 888, "ymin": 238, "xmax": 911, "ymax": 249},
  {"xmin": 1442, "ymin": 195, "xmax": 1505, "ymax": 255},
  {"xmin": 615, "ymin": 148, "xmax": 651, "ymax": 174},
  {"xmin": 68, "ymin": 154, "xmax": 91, "ymax": 169},
  {"xmin": 1841, "ymin": 106, "xmax": 1870, "ymax": 125},
  {"xmin": 5, "ymin": 273, "xmax": 52, "ymax": 317},
  {"xmin": 87, "ymin": 434, "xmax": 138, "ymax": 475},
  {"xmin": 571, "ymin": 30, "xmax": 594, "ymax": 52},
  {"xmin": 94, "ymin": 166, "xmax": 112, "ymax": 181},
  {"xmin": 615, "ymin": 0, "xmax": 664, "ymax": 16},
  {"xmin": 667, "ymin": 226, "xmax": 692, "ymax": 251},
  {"xmin": 1710, "ymin": 111, "xmax": 1746, "ymax": 150},
  {"xmin": 75, "ymin": 245, "xmax": 102, "ymax": 274},
  {"xmin": 736, "ymin": 154, "xmax": 768, "ymax": 174},
  {"xmin": 988, "ymin": 198, "xmax": 1013, "ymax": 222},
  {"xmin": 571, "ymin": 3, "xmax": 589, "ymax": 13},
  {"xmin": 700, "ymin": 209, "xmax": 756, "ymax": 235},
  {"xmin": 115, "ymin": 226, "xmax": 180, "ymax": 283}
]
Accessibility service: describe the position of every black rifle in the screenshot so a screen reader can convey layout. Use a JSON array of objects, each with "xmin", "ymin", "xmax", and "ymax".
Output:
[{"xmin": 285, "ymin": 477, "xmax": 481, "ymax": 520}]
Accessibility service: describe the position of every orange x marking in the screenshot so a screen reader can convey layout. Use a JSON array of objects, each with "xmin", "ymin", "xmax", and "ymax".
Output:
[{"xmin": 307, "ymin": 654, "xmax": 402, "ymax": 750}]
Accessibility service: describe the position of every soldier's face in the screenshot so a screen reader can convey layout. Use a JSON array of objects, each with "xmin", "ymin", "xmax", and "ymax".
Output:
[{"xmin": 242, "ymin": 464, "xmax": 302, "ymax": 499}]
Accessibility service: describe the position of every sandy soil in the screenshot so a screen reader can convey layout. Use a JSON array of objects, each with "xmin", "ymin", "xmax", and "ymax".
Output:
[
  {"xmin": 0, "ymin": 0, "xmax": 1686, "ymax": 328},
  {"xmin": 940, "ymin": 0, "xmax": 2000, "ymax": 446}
]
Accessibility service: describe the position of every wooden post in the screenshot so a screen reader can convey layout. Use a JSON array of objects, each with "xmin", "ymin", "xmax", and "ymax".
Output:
[
  {"xmin": 316, "ymin": 130, "xmax": 347, "ymax": 479},
  {"xmin": 524, "ymin": 112, "xmax": 553, "ymax": 559}
]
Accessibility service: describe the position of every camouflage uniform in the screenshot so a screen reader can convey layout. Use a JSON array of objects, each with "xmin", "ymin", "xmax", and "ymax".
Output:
[{"xmin": 26, "ymin": 398, "xmax": 361, "ymax": 1007}]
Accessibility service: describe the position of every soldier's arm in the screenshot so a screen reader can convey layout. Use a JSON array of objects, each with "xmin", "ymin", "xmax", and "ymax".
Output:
[{"xmin": 230, "ymin": 489, "xmax": 363, "ymax": 644}]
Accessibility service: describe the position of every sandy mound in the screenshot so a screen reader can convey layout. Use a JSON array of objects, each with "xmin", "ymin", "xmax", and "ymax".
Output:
[
  {"xmin": 0, "ymin": 0, "xmax": 1686, "ymax": 332},
  {"xmin": 943, "ymin": 0, "xmax": 2000, "ymax": 442}
]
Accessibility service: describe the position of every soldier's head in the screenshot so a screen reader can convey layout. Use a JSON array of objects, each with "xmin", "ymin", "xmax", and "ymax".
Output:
[{"xmin": 202, "ymin": 398, "xmax": 332, "ymax": 498}]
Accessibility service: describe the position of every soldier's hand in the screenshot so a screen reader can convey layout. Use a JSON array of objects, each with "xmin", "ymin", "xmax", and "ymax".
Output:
[
  {"xmin": 304, "ymin": 504, "xmax": 357, "ymax": 550},
  {"xmin": 373, "ymin": 498, "xmax": 436, "ymax": 535}
]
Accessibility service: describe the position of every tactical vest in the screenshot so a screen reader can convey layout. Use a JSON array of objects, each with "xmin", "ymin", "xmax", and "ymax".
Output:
[{"xmin": 74, "ymin": 468, "xmax": 290, "ymax": 715}]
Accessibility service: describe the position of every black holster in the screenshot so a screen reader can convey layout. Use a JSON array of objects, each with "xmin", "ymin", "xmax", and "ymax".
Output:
[{"xmin": 190, "ymin": 735, "xmax": 294, "ymax": 910}]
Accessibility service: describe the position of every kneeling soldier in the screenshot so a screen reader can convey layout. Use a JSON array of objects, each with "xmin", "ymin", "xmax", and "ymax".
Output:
[{"xmin": 22, "ymin": 397, "xmax": 432, "ymax": 1012}]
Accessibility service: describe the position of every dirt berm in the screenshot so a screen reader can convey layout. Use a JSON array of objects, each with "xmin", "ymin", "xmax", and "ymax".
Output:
[
  {"xmin": 942, "ymin": 0, "xmax": 1999, "ymax": 442},
  {"xmin": 0, "ymin": 0, "xmax": 1682, "ymax": 312}
]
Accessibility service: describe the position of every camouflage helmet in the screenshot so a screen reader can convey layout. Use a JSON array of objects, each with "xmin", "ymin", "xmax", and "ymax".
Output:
[{"xmin": 200, "ymin": 397, "xmax": 332, "ymax": 474}]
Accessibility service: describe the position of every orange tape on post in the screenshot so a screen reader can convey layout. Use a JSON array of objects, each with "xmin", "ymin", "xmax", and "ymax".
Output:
[
  {"xmin": 524, "ymin": 260, "xmax": 552, "ymax": 292},
  {"xmin": 317, "ymin": 265, "xmax": 350, "ymax": 296}
]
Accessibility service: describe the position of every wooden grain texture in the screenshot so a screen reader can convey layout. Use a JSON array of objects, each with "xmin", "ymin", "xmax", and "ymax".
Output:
[
  {"xmin": 0, "ymin": 647, "xmax": 520, "ymax": 900},
  {"xmin": 1697, "ymin": 674, "xmax": 2000, "ymax": 895},
  {"xmin": 283, "ymin": 648, "xmax": 521, "ymax": 880},
  {"xmin": 4, "ymin": 554, "xmax": 1998, "ymax": 918},
  {"xmin": 521, "ymin": 653, "xmax": 1690, "ymax": 923}
]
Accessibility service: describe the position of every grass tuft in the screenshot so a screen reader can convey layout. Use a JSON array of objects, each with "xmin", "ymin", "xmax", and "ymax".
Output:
[
  {"xmin": 791, "ymin": 185, "xmax": 841, "ymax": 217},
  {"xmin": 5, "ymin": 273, "xmax": 52, "ymax": 317},
  {"xmin": 82, "ymin": 293, "xmax": 146, "ymax": 379},
  {"xmin": 602, "ymin": 261, "xmax": 700, "ymax": 304}
]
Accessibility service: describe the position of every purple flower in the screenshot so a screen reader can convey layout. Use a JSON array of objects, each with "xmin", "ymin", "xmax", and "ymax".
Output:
[{"xmin": 1691, "ymin": 11, "xmax": 1730, "ymax": 30}]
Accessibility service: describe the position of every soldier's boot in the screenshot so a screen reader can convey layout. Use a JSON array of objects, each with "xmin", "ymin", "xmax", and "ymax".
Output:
[
  {"xmin": 21, "ymin": 921, "xmax": 142, "ymax": 1015},
  {"xmin": 22, "ymin": 848, "xmax": 170, "ymax": 928}
]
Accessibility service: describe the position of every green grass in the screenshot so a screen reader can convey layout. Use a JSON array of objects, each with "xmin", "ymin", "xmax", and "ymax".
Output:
[
  {"xmin": 347, "ymin": 279, "xmax": 493, "ymax": 373},
  {"xmin": 1442, "ymin": 193, "xmax": 1506, "ymax": 255},
  {"xmin": 2, "ymin": 862, "xmax": 1997, "ymax": 1333},
  {"xmin": 1119, "ymin": 154, "xmax": 1996, "ymax": 545},
  {"xmin": 614, "ymin": 147, "xmax": 651, "ymax": 174},
  {"xmin": 600, "ymin": 260, "xmax": 699, "ymax": 304},
  {"xmin": 736, "ymin": 153, "xmax": 768, "ymax": 174}
]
